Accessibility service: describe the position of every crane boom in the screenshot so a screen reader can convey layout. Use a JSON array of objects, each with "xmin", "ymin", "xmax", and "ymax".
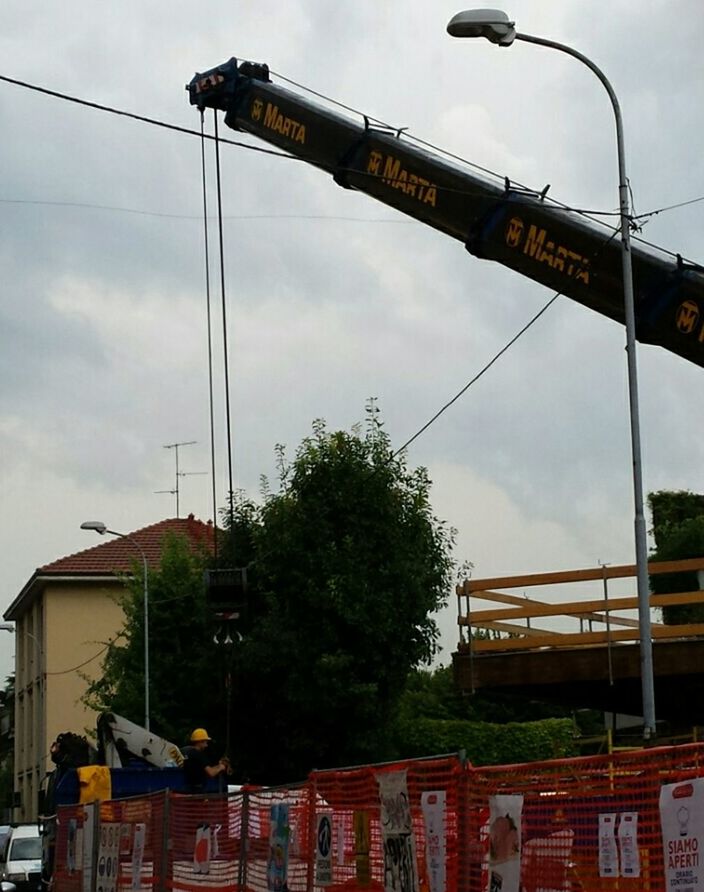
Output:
[{"xmin": 188, "ymin": 58, "xmax": 704, "ymax": 368}]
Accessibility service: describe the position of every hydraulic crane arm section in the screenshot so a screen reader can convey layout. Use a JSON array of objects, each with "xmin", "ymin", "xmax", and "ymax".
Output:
[{"xmin": 188, "ymin": 58, "xmax": 704, "ymax": 368}]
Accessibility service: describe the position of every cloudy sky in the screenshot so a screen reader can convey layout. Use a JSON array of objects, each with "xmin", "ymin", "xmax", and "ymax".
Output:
[{"xmin": 1, "ymin": 0, "xmax": 703, "ymax": 682}]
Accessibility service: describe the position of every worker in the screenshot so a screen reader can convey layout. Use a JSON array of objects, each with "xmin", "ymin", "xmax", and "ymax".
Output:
[{"xmin": 183, "ymin": 728, "xmax": 230, "ymax": 791}]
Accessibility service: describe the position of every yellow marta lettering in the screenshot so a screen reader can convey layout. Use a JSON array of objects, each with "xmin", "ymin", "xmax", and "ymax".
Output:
[
  {"xmin": 376, "ymin": 154, "xmax": 437, "ymax": 208},
  {"xmin": 522, "ymin": 224, "xmax": 589, "ymax": 284},
  {"xmin": 262, "ymin": 103, "xmax": 306, "ymax": 144}
]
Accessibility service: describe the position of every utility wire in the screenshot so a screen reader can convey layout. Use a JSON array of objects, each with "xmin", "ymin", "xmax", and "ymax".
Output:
[
  {"xmin": 390, "ymin": 294, "xmax": 559, "ymax": 458},
  {"xmin": 0, "ymin": 73, "xmax": 633, "ymax": 224},
  {"xmin": 1, "ymin": 72, "xmax": 695, "ymax": 264},
  {"xmin": 270, "ymin": 70, "xmax": 628, "ymax": 220},
  {"xmin": 391, "ymin": 226, "xmax": 621, "ymax": 459},
  {"xmin": 45, "ymin": 644, "xmax": 111, "ymax": 675},
  {"xmin": 0, "ymin": 197, "xmax": 415, "ymax": 223},
  {"xmin": 635, "ymin": 194, "xmax": 704, "ymax": 220},
  {"xmin": 0, "ymin": 73, "xmax": 296, "ymax": 158},
  {"xmin": 6, "ymin": 193, "xmax": 704, "ymax": 222}
]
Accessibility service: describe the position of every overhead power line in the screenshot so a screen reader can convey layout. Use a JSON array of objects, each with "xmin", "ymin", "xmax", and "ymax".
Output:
[
  {"xmin": 391, "ymin": 293, "xmax": 559, "ymax": 458},
  {"xmin": 391, "ymin": 226, "xmax": 620, "ymax": 459},
  {"xmin": 635, "ymin": 194, "xmax": 704, "ymax": 220},
  {"xmin": 0, "ymin": 197, "xmax": 413, "ymax": 223},
  {"xmin": 0, "ymin": 73, "xmax": 294, "ymax": 159},
  {"xmin": 1, "ymin": 72, "xmax": 697, "ymax": 262}
]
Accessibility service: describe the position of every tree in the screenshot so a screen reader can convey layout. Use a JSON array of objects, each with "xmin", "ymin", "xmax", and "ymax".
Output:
[
  {"xmin": 649, "ymin": 490, "xmax": 704, "ymax": 624},
  {"xmin": 227, "ymin": 409, "xmax": 454, "ymax": 781},
  {"xmin": 83, "ymin": 533, "xmax": 225, "ymax": 747},
  {"xmin": 86, "ymin": 409, "xmax": 454, "ymax": 782},
  {"xmin": 393, "ymin": 666, "xmax": 604, "ymax": 761}
]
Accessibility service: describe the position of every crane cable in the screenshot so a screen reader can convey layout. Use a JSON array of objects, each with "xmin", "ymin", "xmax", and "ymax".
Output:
[
  {"xmin": 200, "ymin": 111, "xmax": 219, "ymax": 559},
  {"xmin": 213, "ymin": 111, "xmax": 236, "ymax": 539},
  {"xmin": 206, "ymin": 111, "xmax": 238, "ymax": 762}
]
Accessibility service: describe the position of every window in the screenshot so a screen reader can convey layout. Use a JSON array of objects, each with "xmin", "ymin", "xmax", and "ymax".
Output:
[{"xmin": 9, "ymin": 837, "xmax": 42, "ymax": 861}]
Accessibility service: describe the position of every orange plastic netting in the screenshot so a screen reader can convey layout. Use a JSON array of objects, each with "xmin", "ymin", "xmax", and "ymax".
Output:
[{"xmin": 51, "ymin": 744, "xmax": 704, "ymax": 892}]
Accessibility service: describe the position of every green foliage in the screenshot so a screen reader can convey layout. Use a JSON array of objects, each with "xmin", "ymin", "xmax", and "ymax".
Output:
[
  {"xmin": 393, "ymin": 666, "xmax": 597, "ymax": 764},
  {"xmin": 648, "ymin": 490, "xmax": 704, "ymax": 624},
  {"xmin": 394, "ymin": 715, "xmax": 577, "ymax": 765},
  {"xmin": 649, "ymin": 490, "xmax": 704, "ymax": 548},
  {"xmin": 397, "ymin": 666, "xmax": 583, "ymax": 723},
  {"xmin": 88, "ymin": 410, "xmax": 454, "ymax": 783},
  {"xmin": 83, "ymin": 534, "xmax": 222, "ymax": 747},
  {"xmin": 228, "ymin": 409, "xmax": 454, "ymax": 782}
]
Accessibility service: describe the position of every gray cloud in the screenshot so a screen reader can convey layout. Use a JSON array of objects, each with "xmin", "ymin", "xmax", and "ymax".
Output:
[{"xmin": 1, "ymin": 0, "xmax": 702, "ymax": 681}]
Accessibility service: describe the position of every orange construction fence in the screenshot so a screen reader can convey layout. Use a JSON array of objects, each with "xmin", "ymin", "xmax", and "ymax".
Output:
[{"xmin": 52, "ymin": 743, "xmax": 704, "ymax": 892}]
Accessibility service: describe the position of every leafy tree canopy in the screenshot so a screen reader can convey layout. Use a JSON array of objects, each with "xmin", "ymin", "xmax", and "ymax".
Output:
[
  {"xmin": 229, "ymin": 409, "xmax": 454, "ymax": 780},
  {"xmin": 87, "ymin": 408, "xmax": 455, "ymax": 782},
  {"xmin": 83, "ymin": 533, "xmax": 223, "ymax": 748},
  {"xmin": 649, "ymin": 490, "xmax": 704, "ymax": 624}
]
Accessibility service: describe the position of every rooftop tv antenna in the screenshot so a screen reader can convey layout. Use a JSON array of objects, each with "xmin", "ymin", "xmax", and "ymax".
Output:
[{"xmin": 161, "ymin": 441, "xmax": 205, "ymax": 517}]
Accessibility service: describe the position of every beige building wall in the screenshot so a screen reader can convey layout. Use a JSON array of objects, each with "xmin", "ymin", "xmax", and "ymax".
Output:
[{"xmin": 13, "ymin": 579, "xmax": 124, "ymax": 821}]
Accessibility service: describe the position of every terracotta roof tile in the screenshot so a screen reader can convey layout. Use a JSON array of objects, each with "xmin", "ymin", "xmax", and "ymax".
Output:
[{"xmin": 40, "ymin": 514, "xmax": 214, "ymax": 575}]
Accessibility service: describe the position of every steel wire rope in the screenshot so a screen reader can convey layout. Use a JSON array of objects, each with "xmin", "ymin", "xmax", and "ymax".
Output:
[
  {"xmin": 270, "ymin": 68, "xmax": 514, "ymax": 186},
  {"xmin": 634, "ymin": 194, "xmax": 704, "ymax": 220},
  {"xmin": 390, "ymin": 295, "xmax": 559, "ymax": 458},
  {"xmin": 269, "ymin": 69, "xmax": 699, "ymax": 263},
  {"xmin": 389, "ymin": 226, "xmax": 621, "ymax": 460},
  {"xmin": 214, "ymin": 223, "xmax": 629, "ymax": 577},
  {"xmin": 200, "ymin": 111, "xmax": 220, "ymax": 560},
  {"xmin": 213, "ymin": 111, "xmax": 236, "ymax": 539},
  {"xmin": 2, "ymin": 71, "xmax": 694, "ymax": 262},
  {"xmin": 270, "ymin": 70, "xmax": 628, "ymax": 219}
]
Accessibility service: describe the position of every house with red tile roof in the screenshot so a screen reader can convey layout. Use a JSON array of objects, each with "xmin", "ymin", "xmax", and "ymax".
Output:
[{"xmin": 3, "ymin": 514, "xmax": 213, "ymax": 821}]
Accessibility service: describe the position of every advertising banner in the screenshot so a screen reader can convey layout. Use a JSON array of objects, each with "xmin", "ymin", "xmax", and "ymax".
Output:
[
  {"xmin": 487, "ymin": 794, "xmax": 523, "ymax": 892},
  {"xmin": 618, "ymin": 812, "xmax": 640, "ymax": 879},
  {"xmin": 194, "ymin": 824, "xmax": 211, "ymax": 875},
  {"xmin": 82, "ymin": 804, "xmax": 95, "ymax": 892},
  {"xmin": 377, "ymin": 770, "xmax": 419, "ymax": 892},
  {"xmin": 660, "ymin": 778, "xmax": 704, "ymax": 891},
  {"xmin": 598, "ymin": 813, "xmax": 619, "ymax": 878},
  {"xmin": 267, "ymin": 803, "xmax": 291, "ymax": 892},
  {"xmin": 96, "ymin": 822, "xmax": 120, "ymax": 892},
  {"xmin": 315, "ymin": 813, "xmax": 333, "ymax": 886},
  {"xmin": 420, "ymin": 791, "xmax": 446, "ymax": 892},
  {"xmin": 131, "ymin": 823, "xmax": 146, "ymax": 891}
]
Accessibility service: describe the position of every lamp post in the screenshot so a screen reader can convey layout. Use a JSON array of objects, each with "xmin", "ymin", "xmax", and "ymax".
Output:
[
  {"xmin": 447, "ymin": 9, "xmax": 655, "ymax": 738},
  {"xmin": 80, "ymin": 521, "xmax": 151, "ymax": 731}
]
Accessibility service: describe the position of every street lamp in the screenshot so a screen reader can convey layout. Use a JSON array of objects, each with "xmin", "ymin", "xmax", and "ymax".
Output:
[
  {"xmin": 447, "ymin": 9, "xmax": 656, "ymax": 738},
  {"xmin": 80, "ymin": 521, "xmax": 151, "ymax": 731}
]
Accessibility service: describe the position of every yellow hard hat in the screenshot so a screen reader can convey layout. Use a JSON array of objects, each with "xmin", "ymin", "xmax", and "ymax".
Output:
[{"xmin": 190, "ymin": 728, "xmax": 211, "ymax": 743}]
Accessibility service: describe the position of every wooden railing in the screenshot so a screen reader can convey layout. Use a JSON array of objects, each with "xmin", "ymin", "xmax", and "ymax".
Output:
[{"xmin": 456, "ymin": 556, "xmax": 704, "ymax": 654}]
